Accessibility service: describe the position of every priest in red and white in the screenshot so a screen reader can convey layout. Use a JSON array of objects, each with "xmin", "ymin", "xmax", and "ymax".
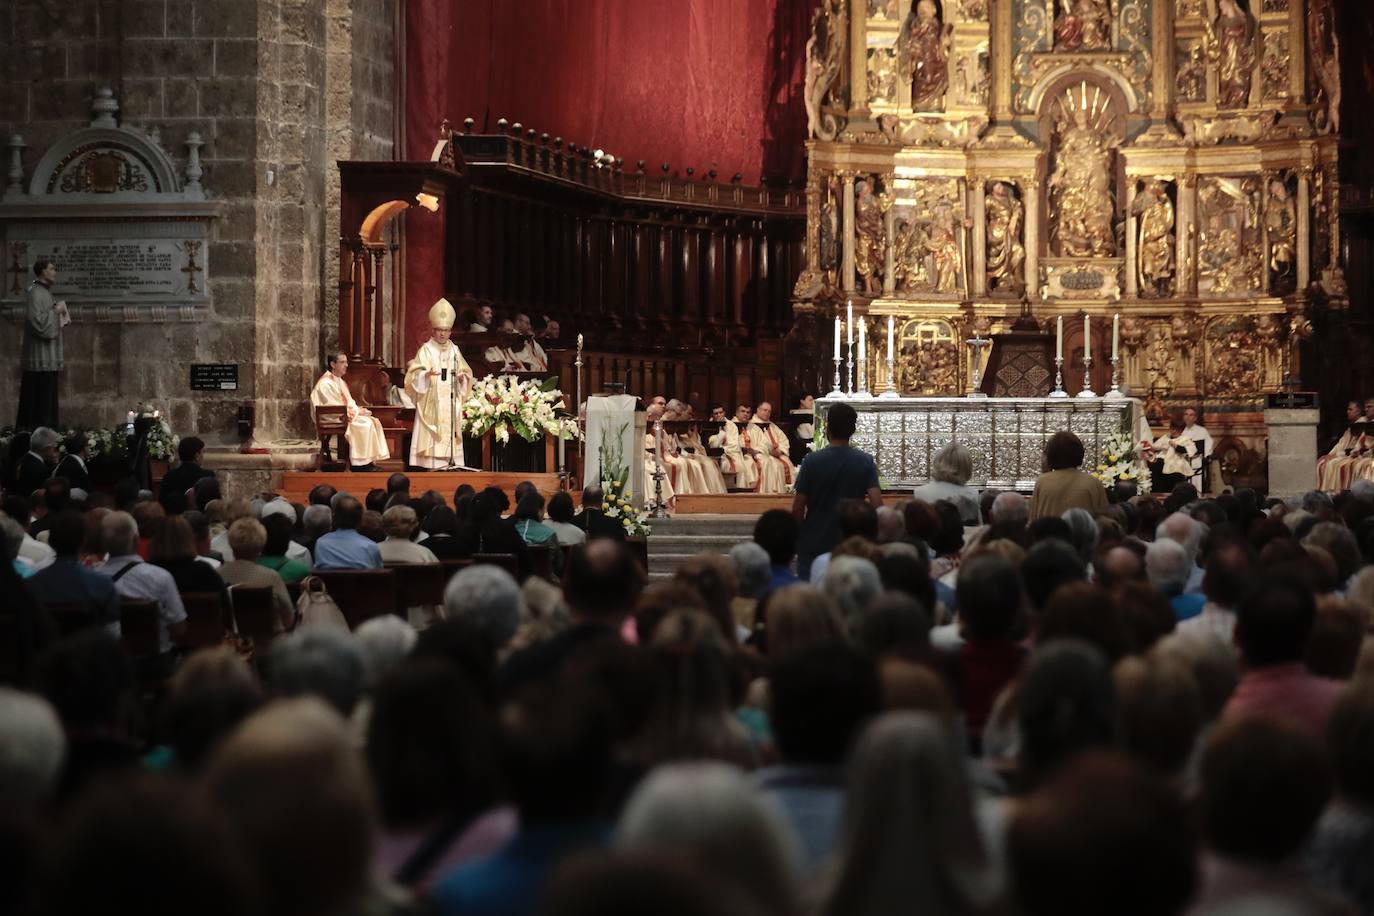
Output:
[{"xmin": 310, "ymin": 351, "xmax": 390, "ymax": 468}]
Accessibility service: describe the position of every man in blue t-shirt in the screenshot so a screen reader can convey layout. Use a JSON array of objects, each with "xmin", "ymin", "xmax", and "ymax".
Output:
[{"xmin": 791, "ymin": 402, "xmax": 884, "ymax": 581}]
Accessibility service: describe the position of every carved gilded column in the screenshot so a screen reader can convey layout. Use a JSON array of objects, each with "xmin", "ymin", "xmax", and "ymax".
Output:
[
  {"xmin": 1024, "ymin": 178, "xmax": 1041, "ymax": 300},
  {"xmin": 1124, "ymin": 182, "xmax": 1138, "ymax": 299},
  {"xmin": 1297, "ymin": 169, "xmax": 1312, "ymax": 291},
  {"xmin": 991, "ymin": 0, "xmax": 1015, "ymax": 124},
  {"xmin": 883, "ymin": 201, "xmax": 896, "ymax": 295},
  {"xmin": 1176, "ymin": 176, "xmax": 1195, "ymax": 295},
  {"xmin": 1151, "ymin": 0, "xmax": 1172, "ymax": 122},
  {"xmin": 1289, "ymin": 0, "xmax": 1307, "ymax": 99},
  {"xmin": 842, "ymin": 172, "xmax": 857, "ymax": 293},
  {"xmin": 971, "ymin": 179, "xmax": 988, "ymax": 297},
  {"xmin": 849, "ymin": 6, "xmax": 868, "ymax": 123}
]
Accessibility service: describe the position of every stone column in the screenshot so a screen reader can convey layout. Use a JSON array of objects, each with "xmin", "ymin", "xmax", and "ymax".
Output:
[
  {"xmin": 1297, "ymin": 170, "xmax": 1312, "ymax": 291},
  {"xmin": 1176, "ymin": 176, "xmax": 1194, "ymax": 295},
  {"xmin": 1025, "ymin": 178, "xmax": 1041, "ymax": 299},
  {"xmin": 971, "ymin": 179, "xmax": 988, "ymax": 296},
  {"xmin": 1264, "ymin": 407, "xmax": 1319, "ymax": 499},
  {"xmin": 883, "ymin": 200, "xmax": 897, "ymax": 295},
  {"xmin": 842, "ymin": 173, "xmax": 857, "ymax": 293},
  {"xmin": 1124, "ymin": 182, "xmax": 1138, "ymax": 299}
]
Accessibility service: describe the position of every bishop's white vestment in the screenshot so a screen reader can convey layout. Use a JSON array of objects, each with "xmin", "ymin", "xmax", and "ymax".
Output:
[{"xmin": 404, "ymin": 340, "xmax": 473, "ymax": 469}]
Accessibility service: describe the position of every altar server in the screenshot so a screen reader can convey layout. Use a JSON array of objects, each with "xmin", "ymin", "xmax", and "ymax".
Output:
[
  {"xmin": 310, "ymin": 352, "xmax": 389, "ymax": 470},
  {"xmin": 404, "ymin": 299, "xmax": 473, "ymax": 469}
]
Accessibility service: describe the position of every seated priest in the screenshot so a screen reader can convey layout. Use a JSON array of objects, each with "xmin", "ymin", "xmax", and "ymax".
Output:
[
  {"xmin": 468, "ymin": 300, "xmax": 494, "ymax": 332},
  {"xmin": 1317, "ymin": 400, "xmax": 1366, "ymax": 492},
  {"xmin": 310, "ymin": 351, "xmax": 389, "ymax": 470},
  {"xmin": 1180, "ymin": 406, "xmax": 1213, "ymax": 492},
  {"xmin": 484, "ymin": 318, "xmax": 525, "ymax": 372},
  {"xmin": 404, "ymin": 298, "xmax": 473, "ymax": 469},
  {"xmin": 745, "ymin": 401, "xmax": 795, "ymax": 494},
  {"xmin": 1345, "ymin": 398, "xmax": 1374, "ymax": 488},
  {"xmin": 709, "ymin": 403, "xmax": 759, "ymax": 491},
  {"xmin": 666, "ymin": 399, "xmax": 727, "ymax": 494},
  {"xmin": 511, "ymin": 313, "xmax": 549, "ymax": 372}
]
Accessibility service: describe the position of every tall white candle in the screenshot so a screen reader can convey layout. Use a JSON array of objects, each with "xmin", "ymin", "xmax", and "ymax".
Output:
[
  {"xmin": 1112, "ymin": 313, "xmax": 1120, "ymax": 359},
  {"xmin": 1056, "ymin": 316, "xmax": 1063, "ymax": 360},
  {"xmin": 858, "ymin": 316, "xmax": 866, "ymax": 355},
  {"xmin": 887, "ymin": 315, "xmax": 894, "ymax": 362},
  {"xmin": 1083, "ymin": 315, "xmax": 1091, "ymax": 360},
  {"xmin": 847, "ymin": 300, "xmax": 853, "ymax": 346},
  {"xmin": 834, "ymin": 317, "xmax": 841, "ymax": 360}
]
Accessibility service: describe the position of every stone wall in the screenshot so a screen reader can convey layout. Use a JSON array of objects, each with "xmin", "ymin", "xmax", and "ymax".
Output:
[{"xmin": 0, "ymin": 0, "xmax": 396, "ymax": 445}]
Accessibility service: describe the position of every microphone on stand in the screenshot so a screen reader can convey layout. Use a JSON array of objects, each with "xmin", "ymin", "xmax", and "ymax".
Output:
[{"xmin": 441, "ymin": 367, "xmax": 448, "ymax": 382}]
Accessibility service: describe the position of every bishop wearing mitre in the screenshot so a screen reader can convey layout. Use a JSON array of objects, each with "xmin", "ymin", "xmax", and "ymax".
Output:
[
  {"xmin": 310, "ymin": 351, "xmax": 389, "ymax": 469},
  {"xmin": 404, "ymin": 299, "xmax": 473, "ymax": 469},
  {"xmin": 745, "ymin": 402, "xmax": 795, "ymax": 494}
]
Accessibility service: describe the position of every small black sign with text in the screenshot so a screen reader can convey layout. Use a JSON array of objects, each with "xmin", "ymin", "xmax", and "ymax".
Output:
[{"xmin": 190, "ymin": 364, "xmax": 239, "ymax": 391}]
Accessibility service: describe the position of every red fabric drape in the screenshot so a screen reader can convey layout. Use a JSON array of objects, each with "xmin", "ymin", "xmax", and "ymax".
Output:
[{"xmin": 401, "ymin": 0, "xmax": 813, "ymax": 355}]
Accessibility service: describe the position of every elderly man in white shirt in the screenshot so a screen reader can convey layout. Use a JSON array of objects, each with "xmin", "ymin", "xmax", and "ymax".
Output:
[{"xmin": 94, "ymin": 511, "xmax": 186, "ymax": 655}]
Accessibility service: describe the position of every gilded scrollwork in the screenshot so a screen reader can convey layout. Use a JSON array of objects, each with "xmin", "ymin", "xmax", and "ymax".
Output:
[
  {"xmin": 1261, "ymin": 31, "xmax": 1289, "ymax": 101},
  {"xmin": 1308, "ymin": 0, "xmax": 1341, "ymax": 135},
  {"xmin": 1117, "ymin": 0, "xmax": 1155, "ymax": 103},
  {"xmin": 805, "ymin": 0, "xmax": 848, "ymax": 141},
  {"xmin": 1012, "ymin": 0, "xmax": 1054, "ymax": 112},
  {"xmin": 1176, "ymin": 41, "xmax": 1207, "ymax": 102}
]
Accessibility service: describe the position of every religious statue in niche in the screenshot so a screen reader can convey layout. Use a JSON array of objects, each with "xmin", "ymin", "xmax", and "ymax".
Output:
[
  {"xmin": 1054, "ymin": 0, "xmax": 1113, "ymax": 52},
  {"xmin": 1048, "ymin": 86, "xmax": 1119, "ymax": 258},
  {"xmin": 819, "ymin": 175, "xmax": 840, "ymax": 279},
  {"xmin": 1264, "ymin": 177, "xmax": 1297, "ymax": 292},
  {"xmin": 867, "ymin": 48, "xmax": 899, "ymax": 105},
  {"xmin": 1198, "ymin": 177, "xmax": 1262, "ymax": 295},
  {"xmin": 854, "ymin": 177, "xmax": 891, "ymax": 294},
  {"xmin": 985, "ymin": 182, "xmax": 1026, "ymax": 294},
  {"xmin": 899, "ymin": 0, "xmax": 953, "ymax": 111},
  {"xmin": 959, "ymin": 0, "xmax": 989, "ymax": 19},
  {"xmin": 1261, "ymin": 32, "xmax": 1289, "ymax": 101},
  {"xmin": 1308, "ymin": 0, "xmax": 1341, "ymax": 134},
  {"xmin": 1204, "ymin": 0, "xmax": 1257, "ymax": 109},
  {"xmin": 869, "ymin": 0, "xmax": 899, "ymax": 19},
  {"xmin": 804, "ymin": 0, "xmax": 848, "ymax": 141},
  {"xmin": 954, "ymin": 49, "xmax": 991, "ymax": 106},
  {"xmin": 1132, "ymin": 180, "xmax": 1176, "ymax": 297}
]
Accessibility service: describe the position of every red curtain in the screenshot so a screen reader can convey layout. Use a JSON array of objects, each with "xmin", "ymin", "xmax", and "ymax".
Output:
[{"xmin": 401, "ymin": 0, "xmax": 813, "ymax": 354}]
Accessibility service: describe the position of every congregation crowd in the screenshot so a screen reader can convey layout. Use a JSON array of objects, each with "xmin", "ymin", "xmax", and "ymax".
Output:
[{"xmin": 2, "ymin": 408, "xmax": 1374, "ymax": 916}]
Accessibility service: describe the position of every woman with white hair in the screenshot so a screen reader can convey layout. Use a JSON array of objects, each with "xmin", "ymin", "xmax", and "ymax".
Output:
[
  {"xmin": 819, "ymin": 711, "xmax": 1002, "ymax": 916},
  {"xmin": 914, "ymin": 442, "xmax": 982, "ymax": 525},
  {"xmin": 821, "ymin": 555, "xmax": 882, "ymax": 641},
  {"xmin": 618, "ymin": 761, "xmax": 802, "ymax": 916}
]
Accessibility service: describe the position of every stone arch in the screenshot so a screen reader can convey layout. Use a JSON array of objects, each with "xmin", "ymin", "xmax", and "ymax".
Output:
[{"xmin": 27, "ymin": 90, "xmax": 184, "ymax": 198}]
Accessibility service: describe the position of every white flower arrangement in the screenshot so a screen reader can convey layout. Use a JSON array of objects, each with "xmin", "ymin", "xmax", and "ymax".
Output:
[
  {"xmin": 1091, "ymin": 429, "xmax": 1152, "ymax": 495},
  {"xmin": 601, "ymin": 476, "xmax": 651, "ymax": 537},
  {"xmin": 462, "ymin": 375, "xmax": 582, "ymax": 445}
]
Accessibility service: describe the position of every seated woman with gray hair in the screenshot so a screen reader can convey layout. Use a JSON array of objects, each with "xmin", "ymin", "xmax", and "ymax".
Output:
[{"xmin": 913, "ymin": 442, "xmax": 982, "ymax": 525}]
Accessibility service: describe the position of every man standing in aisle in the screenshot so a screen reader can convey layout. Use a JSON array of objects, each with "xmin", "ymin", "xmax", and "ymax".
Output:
[
  {"xmin": 792, "ymin": 402, "xmax": 883, "ymax": 581},
  {"xmin": 16, "ymin": 259, "xmax": 69, "ymax": 430},
  {"xmin": 310, "ymin": 352, "xmax": 390, "ymax": 471},
  {"xmin": 405, "ymin": 299, "xmax": 473, "ymax": 469},
  {"xmin": 747, "ymin": 401, "xmax": 796, "ymax": 494}
]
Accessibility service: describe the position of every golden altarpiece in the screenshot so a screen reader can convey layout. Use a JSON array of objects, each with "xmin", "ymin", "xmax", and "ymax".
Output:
[{"xmin": 792, "ymin": 0, "xmax": 1344, "ymax": 485}]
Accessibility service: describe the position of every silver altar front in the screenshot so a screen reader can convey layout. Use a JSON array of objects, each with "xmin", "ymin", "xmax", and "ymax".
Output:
[{"xmin": 817, "ymin": 397, "xmax": 1139, "ymax": 491}]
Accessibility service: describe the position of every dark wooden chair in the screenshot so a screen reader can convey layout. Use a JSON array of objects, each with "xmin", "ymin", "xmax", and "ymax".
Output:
[
  {"xmin": 119, "ymin": 599, "xmax": 161, "ymax": 659},
  {"xmin": 389, "ymin": 563, "xmax": 452, "ymax": 609},
  {"xmin": 528, "ymin": 544, "xmax": 553, "ymax": 582},
  {"xmin": 179, "ymin": 591, "xmax": 228, "ymax": 650},
  {"xmin": 314, "ymin": 404, "xmax": 350, "ymax": 469},
  {"xmin": 44, "ymin": 603, "xmax": 100, "ymax": 637},
  {"xmin": 440, "ymin": 558, "xmax": 474, "ymax": 577},
  {"xmin": 472, "ymin": 553, "xmax": 518, "ymax": 578},
  {"xmin": 309, "ymin": 568, "xmax": 398, "ymax": 630},
  {"xmin": 229, "ymin": 586, "xmax": 279, "ymax": 648}
]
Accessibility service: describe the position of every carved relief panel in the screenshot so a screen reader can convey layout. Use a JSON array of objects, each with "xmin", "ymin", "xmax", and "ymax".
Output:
[
  {"xmin": 1196, "ymin": 177, "xmax": 1262, "ymax": 296},
  {"xmin": 892, "ymin": 178, "xmax": 966, "ymax": 296}
]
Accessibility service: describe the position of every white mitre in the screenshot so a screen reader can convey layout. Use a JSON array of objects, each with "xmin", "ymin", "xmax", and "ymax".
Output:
[{"xmin": 429, "ymin": 297, "xmax": 456, "ymax": 329}]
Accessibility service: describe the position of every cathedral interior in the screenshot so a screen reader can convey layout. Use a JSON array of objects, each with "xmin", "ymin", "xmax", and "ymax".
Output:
[{"xmin": 2, "ymin": 0, "xmax": 1373, "ymax": 492}]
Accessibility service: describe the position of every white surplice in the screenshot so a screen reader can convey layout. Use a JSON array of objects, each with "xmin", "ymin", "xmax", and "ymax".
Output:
[{"xmin": 309, "ymin": 371, "xmax": 389, "ymax": 465}]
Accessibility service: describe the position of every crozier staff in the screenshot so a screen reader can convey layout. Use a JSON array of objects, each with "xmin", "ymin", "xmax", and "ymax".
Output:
[
  {"xmin": 16, "ymin": 258, "xmax": 69, "ymax": 430},
  {"xmin": 404, "ymin": 298, "xmax": 473, "ymax": 469}
]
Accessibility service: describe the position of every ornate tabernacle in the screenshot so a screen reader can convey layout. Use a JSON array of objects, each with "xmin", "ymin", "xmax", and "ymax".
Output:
[
  {"xmin": 817, "ymin": 396, "xmax": 1140, "ymax": 490},
  {"xmin": 792, "ymin": 0, "xmax": 1345, "ymax": 489}
]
